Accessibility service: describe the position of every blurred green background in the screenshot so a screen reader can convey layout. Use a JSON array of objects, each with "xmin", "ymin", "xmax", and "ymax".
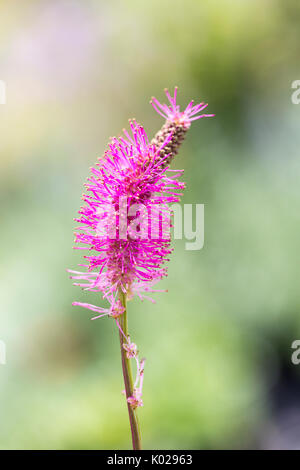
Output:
[{"xmin": 1, "ymin": 0, "xmax": 300, "ymax": 449}]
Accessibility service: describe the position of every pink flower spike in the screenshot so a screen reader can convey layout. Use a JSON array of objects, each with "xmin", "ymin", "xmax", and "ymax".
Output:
[
  {"xmin": 67, "ymin": 87, "xmax": 215, "ymax": 449},
  {"xmin": 69, "ymin": 121, "xmax": 183, "ymax": 302}
]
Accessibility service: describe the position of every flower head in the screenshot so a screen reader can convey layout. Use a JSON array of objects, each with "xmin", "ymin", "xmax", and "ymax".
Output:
[{"xmin": 70, "ymin": 122, "xmax": 184, "ymax": 304}]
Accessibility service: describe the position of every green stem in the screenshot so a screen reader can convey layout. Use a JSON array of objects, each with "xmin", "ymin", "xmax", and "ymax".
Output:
[{"xmin": 118, "ymin": 290, "xmax": 142, "ymax": 450}]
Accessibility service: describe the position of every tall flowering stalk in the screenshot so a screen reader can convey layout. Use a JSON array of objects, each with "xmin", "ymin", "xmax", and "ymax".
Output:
[{"xmin": 68, "ymin": 88, "xmax": 213, "ymax": 449}]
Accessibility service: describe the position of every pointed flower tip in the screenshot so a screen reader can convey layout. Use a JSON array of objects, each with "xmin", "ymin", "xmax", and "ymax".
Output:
[{"xmin": 151, "ymin": 86, "xmax": 213, "ymax": 129}]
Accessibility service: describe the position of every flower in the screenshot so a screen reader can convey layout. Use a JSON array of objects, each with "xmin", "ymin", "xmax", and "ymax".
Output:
[
  {"xmin": 71, "ymin": 296, "xmax": 125, "ymax": 320},
  {"xmin": 123, "ymin": 338, "xmax": 138, "ymax": 359},
  {"xmin": 69, "ymin": 121, "xmax": 184, "ymax": 304}
]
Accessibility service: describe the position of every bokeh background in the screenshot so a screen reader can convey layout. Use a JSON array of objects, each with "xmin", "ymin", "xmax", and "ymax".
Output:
[{"xmin": 1, "ymin": 0, "xmax": 300, "ymax": 449}]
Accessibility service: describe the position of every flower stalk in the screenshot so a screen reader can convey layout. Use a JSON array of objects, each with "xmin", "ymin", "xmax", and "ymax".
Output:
[{"xmin": 118, "ymin": 290, "xmax": 142, "ymax": 450}]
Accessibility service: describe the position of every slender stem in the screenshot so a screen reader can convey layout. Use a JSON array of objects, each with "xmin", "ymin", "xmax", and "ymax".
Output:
[{"xmin": 118, "ymin": 290, "xmax": 142, "ymax": 450}]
